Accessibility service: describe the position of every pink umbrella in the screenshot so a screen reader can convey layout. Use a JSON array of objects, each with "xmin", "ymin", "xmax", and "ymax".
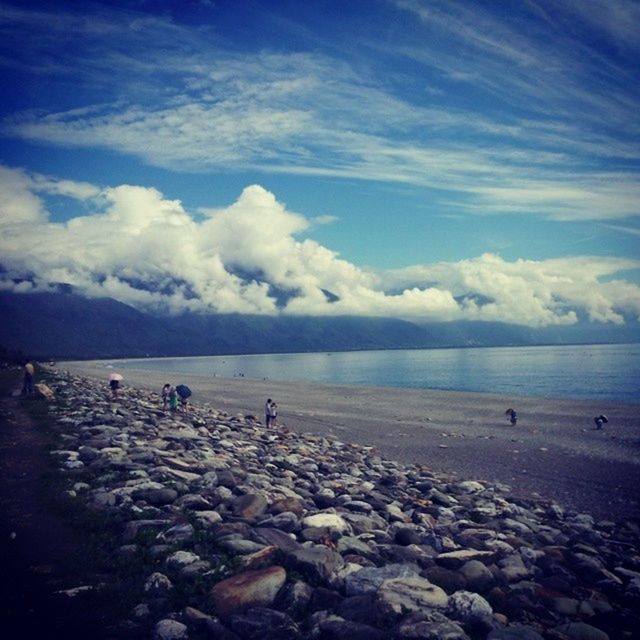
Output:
[{"xmin": 109, "ymin": 373, "xmax": 123, "ymax": 381}]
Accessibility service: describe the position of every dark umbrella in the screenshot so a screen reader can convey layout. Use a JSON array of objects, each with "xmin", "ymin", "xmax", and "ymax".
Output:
[{"xmin": 176, "ymin": 384, "xmax": 192, "ymax": 399}]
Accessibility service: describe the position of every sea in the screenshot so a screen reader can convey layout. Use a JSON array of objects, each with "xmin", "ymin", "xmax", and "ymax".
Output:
[{"xmin": 111, "ymin": 343, "xmax": 640, "ymax": 405}]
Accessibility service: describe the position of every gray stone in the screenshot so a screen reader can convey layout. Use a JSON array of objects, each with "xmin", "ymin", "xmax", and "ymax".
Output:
[
  {"xmin": 436, "ymin": 549, "xmax": 495, "ymax": 569},
  {"xmin": 397, "ymin": 618, "xmax": 470, "ymax": 640},
  {"xmin": 144, "ymin": 572, "xmax": 173, "ymax": 596},
  {"xmin": 376, "ymin": 576, "xmax": 449, "ymax": 620},
  {"xmin": 153, "ymin": 619, "xmax": 188, "ymax": 640},
  {"xmin": 553, "ymin": 622, "xmax": 610, "ymax": 640},
  {"xmin": 345, "ymin": 563, "xmax": 420, "ymax": 596},
  {"xmin": 460, "ymin": 559, "xmax": 495, "ymax": 593},
  {"xmin": 319, "ymin": 617, "xmax": 389, "ymax": 640},
  {"xmin": 157, "ymin": 523, "xmax": 194, "ymax": 543},
  {"xmin": 228, "ymin": 607, "xmax": 300, "ymax": 640},
  {"xmin": 286, "ymin": 545, "xmax": 345, "ymax": 583},
  {"xmin": 487, "ymin": 625, "xmax": 544, "ymax": 640},
  {"xmin": 166, "ymin": 550, "xmax": 200, "ymax": 570},
  {"xmin": 133, "ymin": 487, "xmax": 179, "ymax": 506},
  {"xmin": 447, "ymin": 590, "xmax": 493, "ymax": 625}
]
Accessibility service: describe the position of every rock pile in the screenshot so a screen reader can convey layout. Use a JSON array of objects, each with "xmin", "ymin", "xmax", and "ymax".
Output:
[{"xmin": 45, "ymin": 370, "xmax": 639, "ymax": 639}]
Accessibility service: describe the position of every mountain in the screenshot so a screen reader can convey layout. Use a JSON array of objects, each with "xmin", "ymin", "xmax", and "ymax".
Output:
[
  {"xmin": 0, "ymin": 291, "xmax": 434, "ymax": 359},
  {"xmin": 1, "ymin": 291, "xmax": 637, "ymax": 359}
]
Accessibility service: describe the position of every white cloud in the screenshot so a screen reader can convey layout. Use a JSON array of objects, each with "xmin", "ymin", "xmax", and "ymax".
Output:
[
  {"xmin": 0, "ymin": 165, "xmax": 638, "ymax": 327},
  {"xmin": 1, "ymin": 3, "xmax": 639, "ymax": 222},
  {"xmin": 0, "ymin": 164, "xmax": 47, "ymax": 224}
]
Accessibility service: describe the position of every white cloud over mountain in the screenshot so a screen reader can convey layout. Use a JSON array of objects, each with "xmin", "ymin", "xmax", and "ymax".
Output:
[{"xmin": 1, "ymin": 165, "xmax": 638, "ymax": 327}]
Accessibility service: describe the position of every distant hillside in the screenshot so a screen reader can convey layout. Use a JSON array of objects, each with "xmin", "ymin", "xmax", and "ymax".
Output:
[{"xmin": 1, "ymin": 291, "xmax": 637, "ymax": 359}]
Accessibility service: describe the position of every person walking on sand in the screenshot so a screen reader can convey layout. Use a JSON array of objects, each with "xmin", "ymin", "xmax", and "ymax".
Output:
[
  {"xmin": 265, "ymin": 398, "xmax": 272, "ymax": 427},
  {"xmin": 269, "ymin": 400, "xmax": 278, "ymax": 428},
  {"xmin": 161, "ymin": 383, "xmax": 171, "ymax": 411},
  {"xmin": 108, "ymin": 373, "xmax": 123, "ymax": 400},
  {"xmin": 21, "ymin": 360, "xmax": 34, "ymax": 395},
  {"xmin": 506, "ymin": 408, "xmax": 518, "ymax": 426}
]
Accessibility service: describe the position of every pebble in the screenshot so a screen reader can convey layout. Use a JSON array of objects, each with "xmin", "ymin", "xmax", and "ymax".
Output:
[{"xmin": 39, "ymin": 370, "xmax": 640, "ymax": 639}]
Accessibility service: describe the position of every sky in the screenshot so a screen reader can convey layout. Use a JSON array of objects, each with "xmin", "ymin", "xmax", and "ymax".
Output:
[{"xmin": 1, "ymin": 0, "xmax": 639, "ymax": 328}]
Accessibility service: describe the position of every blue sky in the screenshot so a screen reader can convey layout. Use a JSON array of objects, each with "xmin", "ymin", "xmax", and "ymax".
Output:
[{"xmin": 1, "ymin": 0, "xmax": 639, "ymax": 327}]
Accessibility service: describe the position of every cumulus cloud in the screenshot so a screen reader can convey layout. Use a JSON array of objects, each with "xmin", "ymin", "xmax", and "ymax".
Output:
[{"xmin": 0, "ymin": 165, "xmax": 639, "ymax": 327}]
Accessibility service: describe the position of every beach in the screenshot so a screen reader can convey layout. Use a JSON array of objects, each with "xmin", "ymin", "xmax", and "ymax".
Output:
[{"xmin": 59, "ymin": 360, "xmax": 640, "ymax": 522}]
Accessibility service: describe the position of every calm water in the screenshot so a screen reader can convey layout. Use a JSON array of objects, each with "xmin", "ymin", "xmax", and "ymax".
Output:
[{"xmin": 114, "ymin": 343, "xmax": 640, "ymax": 404}]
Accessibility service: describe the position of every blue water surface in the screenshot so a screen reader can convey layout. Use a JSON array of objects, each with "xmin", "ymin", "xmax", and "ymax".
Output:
[{"xmin": 113, "ymin": 343, "xmax": 640, "ymax": 404}]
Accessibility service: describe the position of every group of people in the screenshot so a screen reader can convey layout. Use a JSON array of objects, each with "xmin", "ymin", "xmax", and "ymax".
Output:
[
  {"xmin": 265, "ymin": 398, "xmax": 278, "ymax": 427},
  {"xmin": 161, "ymin": 383, "xmax": 190, "ymax": 412},
  {"xmin": 20, "ymin": 360, "xmax": 615, "ymax": 436}
]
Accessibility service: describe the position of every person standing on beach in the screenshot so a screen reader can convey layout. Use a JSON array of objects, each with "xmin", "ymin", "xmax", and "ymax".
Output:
[
  {"xmin": 21, "ymin": 360, "xmax": 34, "ymax": 395},
  {"xmin": 161, "ymin": 383, "xmax": 171, "ymax": 410},
  {"xmin": 269, "ymin": 401, "xmax": 278, "ymax": 428},
  {"xmin": 594, "ymin": 414, "xmax": 608, "ymax": 430},
  {"xmin": 169, "ymin": 386, "xmax": 178, "ymax": 412},
  {"xmin": 265, "ymin": 398, "xmax": 272, "ymax": 427}
]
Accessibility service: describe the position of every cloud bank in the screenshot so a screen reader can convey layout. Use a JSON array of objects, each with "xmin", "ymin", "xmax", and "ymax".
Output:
[{"xmin": 1, "ymin": 165, "xmax": 638, "ymax": 327}]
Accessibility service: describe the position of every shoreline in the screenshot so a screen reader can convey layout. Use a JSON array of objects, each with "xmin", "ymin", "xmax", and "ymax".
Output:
[{"xmin": 58, "ymin": 360, "xmax": 640, "ymax": 522}]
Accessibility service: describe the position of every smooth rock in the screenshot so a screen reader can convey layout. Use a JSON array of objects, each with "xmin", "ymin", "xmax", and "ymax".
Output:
[
  {"xmin": 376, "ymin": 576, "xmax": 449, "ymax": 620},
  {"xmin": 153, "ymin": 619, "xmax": 188, "ymax": 640},
  {"xmin": 209, "ymin": 565, "xmax": 287, "ymax": 619}
]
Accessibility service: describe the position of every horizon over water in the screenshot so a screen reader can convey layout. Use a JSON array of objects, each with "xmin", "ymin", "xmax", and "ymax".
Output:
[{"xmin": 112, "ymin": 343, "xmax": 640, "ymax": 404}]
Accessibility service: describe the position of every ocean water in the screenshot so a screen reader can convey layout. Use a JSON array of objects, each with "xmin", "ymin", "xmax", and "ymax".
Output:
[{"xmin": 113, "ymin": 343, "xmax": 640, "ymax": 404}]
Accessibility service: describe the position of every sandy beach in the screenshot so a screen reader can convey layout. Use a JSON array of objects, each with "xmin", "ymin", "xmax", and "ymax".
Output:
[{"xmin": 58, "ymin": 360, "xmax": 640, "ymax": 522}]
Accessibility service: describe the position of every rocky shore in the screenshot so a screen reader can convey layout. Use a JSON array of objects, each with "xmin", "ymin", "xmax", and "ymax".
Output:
[{"xmin": 40, "ymin": 369, "xmax": 640, "ymax": 639}]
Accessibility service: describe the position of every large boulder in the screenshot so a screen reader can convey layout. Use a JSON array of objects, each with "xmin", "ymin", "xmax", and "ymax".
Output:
[
  {"xmin": 302, "ymin": 513, "xmax": 352, "ymax": 535},
  {"xmin": 447, "ymin": 590, "xmax": 493, "ymax": 627},
  {"xmin": 285, "ymin": 545, "xmax": 345, "ymax": 583},
  {"xmin": 375, "ymin": 576, "xmax": 449, "ymax": 622},
  {"xmin": 210, "ymin": 566, "xmax": 287, "ymax": 619}
]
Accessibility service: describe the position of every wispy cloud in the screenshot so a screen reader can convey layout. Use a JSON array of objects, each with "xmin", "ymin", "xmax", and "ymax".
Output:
[{"xmin": 0, "ymin": 1, "xmax": 638, "ymax": 223}]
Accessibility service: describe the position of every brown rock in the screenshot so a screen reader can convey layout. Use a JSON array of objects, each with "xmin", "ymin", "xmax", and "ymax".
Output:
[
  {"xmin": 34, "ymin": 383, "xmax": 55, "ymax": 401},
  {"xmin": 209, "ymin": 566, "xmax": 287, "ymax": 619},
  {"xmin": 231, "ymin": 494, "xmax": 269, "ymax": 520}
]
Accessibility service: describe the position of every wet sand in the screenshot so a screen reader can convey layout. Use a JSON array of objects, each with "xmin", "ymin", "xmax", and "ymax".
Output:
[{"xmin": 58, "ymin": 360, "xmax": 640, "ymax": 522}]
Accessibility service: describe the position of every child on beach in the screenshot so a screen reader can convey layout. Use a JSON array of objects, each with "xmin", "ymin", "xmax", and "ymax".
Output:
[
  {"xmin": 169, "ymin": 386, "xmax": 178, "ymax": 412},
  {"xmin": 161, "ymin": 383, "xmax": 171, "ymax": 410}
]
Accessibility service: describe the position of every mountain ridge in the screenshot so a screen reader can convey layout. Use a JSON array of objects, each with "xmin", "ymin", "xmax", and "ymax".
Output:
[{"xmin": 1, "ymin": 291, "xmax": 638, "ymax": 360}]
